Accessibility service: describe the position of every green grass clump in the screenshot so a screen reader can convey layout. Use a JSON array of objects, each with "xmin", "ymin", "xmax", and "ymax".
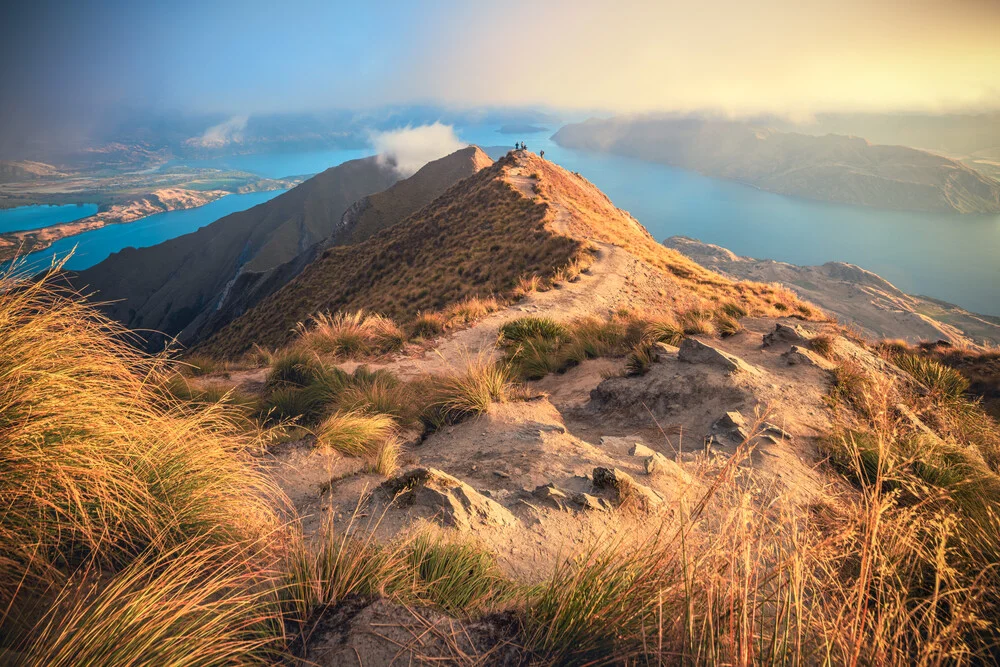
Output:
[
  {"xmin": 498, "ymin": 316, "xmax": 568, "ymax": 345},
  {"xmin": 896, "ymin": 354, "xmax": 969, "ymax": 401},
  {"xmin": 266, "ymin": 350, "xmax": 323, "ymax": 389},
  {"xmin": 407, "ymin": 530, "xmax": 512, "ymax": 616}
]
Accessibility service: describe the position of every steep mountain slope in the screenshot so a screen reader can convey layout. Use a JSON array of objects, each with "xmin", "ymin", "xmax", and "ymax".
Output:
[
  {"xmin": 667, "ymin": 236, "xmax": 1000, "ymax": 347},
  {"xmin": 335, "ymin": 146, "xmax": 494, "ymax": 246},
  {"xmin": 553, "ymin": 117, "xmax": 1000, "ymax": 213},
  {"xmin": 71, "ymin": 157, "xmax": 401, "ymax": 349},
  {"xmin": 198, "ymin": 151, "xmax": 814, "ymax": 357},
  {"xmin": 192, "ymin": 147, "xmax": 493, "ymax": 343}
]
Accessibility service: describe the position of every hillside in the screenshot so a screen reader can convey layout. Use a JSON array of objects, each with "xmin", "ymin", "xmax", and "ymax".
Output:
[
  {"xmin": 71, "ymin": 156, "xmax": 400, "ymax": 349},
  {"xmin": 667, "ymin": 236, "xmax": 1000, "ymax": 347},
  {"xmin": 8, "ymin": 151, "xmax": 1000, "ymax": 665},
  {"xmin": 553, "ymin": 116, "xmax": 1000, "ymax": 213},
  {"xmin": 192, "ymin": 147, "xmax": 494, "ymax": 343},
  {"xmin": 198, "ymin": 151, "xmax": 810, "ymax": 357}
]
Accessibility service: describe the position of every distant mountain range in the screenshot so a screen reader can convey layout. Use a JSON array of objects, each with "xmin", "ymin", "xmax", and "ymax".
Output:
[{"xmin": 553, "ymin": 117, "xmax": 1000, "ymax": 214}]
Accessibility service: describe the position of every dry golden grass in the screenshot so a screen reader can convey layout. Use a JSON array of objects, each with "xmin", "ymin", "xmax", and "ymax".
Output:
[
  {"xmin": 295, "ymin": 310, "xmax": 406, "ymax": 359},
  {"xmin": 0, "ymin": 265, "xmax": 289, "ymax": 660}
]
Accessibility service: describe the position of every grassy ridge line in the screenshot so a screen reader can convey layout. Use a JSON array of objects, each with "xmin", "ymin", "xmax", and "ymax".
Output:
[{"xmin": 197, "ymin": 155, "xmax": 581, "ymax": 357}]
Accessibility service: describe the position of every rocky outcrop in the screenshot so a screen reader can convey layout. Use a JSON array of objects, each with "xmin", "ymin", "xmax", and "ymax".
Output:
[
  {"xmin": 679, "ymin": 338, "xmax": 761, "ymax": 375},
  {"xmin": 763, "ymin": 323, "xmax": 815, "ymax": 348},
  {"xmin": 666, "ymin": 236, "xmax": 1000, "ymax": 347},
  {"xmin": 592, "ymin": 467, "xmax": 664, "ymax": 511},
  {"xmin": 783, "ymin": 345, "xmax": 837, "ymax": 370},
  {"xmin": 376, "ymin": 468, "xmax": 515, "ymax": 530}
]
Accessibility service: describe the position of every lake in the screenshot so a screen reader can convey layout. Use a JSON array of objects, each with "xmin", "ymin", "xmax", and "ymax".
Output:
[
  {"xmin": 462, "ymin": 126, "xmax": 1000, "ymax": 317},
  {"xmin": 23, "ymin": 191, "xmax": 284, "ymax": 272},
  {"xmin": 22, "ymin": 124, "xmax": 1000, "ymax": 316},
  {"xmin": 0, "ymin": 203, "xmax": 98, "ymax": 233}
]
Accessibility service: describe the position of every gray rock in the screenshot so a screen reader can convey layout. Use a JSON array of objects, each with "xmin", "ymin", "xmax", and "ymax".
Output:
[
  {"xmin": 714, "ymin": 410, "xmax": 747, "ymax": 430},
  {"xmin": 532, "ymin": 483, "xmax": 570, "ymax": 509},
  {"xmin": 592, "ymin": 467, "xmax": 664, "ymax": 510},
  {"xmin": 377, "ymin": 468, "xmax": 516, "ymax": 530},
  {"xmin": 571, "ymin": 492, "xmax": 613, "ymax": 512},
  {"xmin": 678, "ymin": 338, "xmax": 760, "ymax": 375},
  {"xmin": 783, "ymin": 345, "xmax": 836, "ymax": 370},
  {"xmin": 631, "ymin": 442, "xmax": 657, "ymax": 457},
  {"xmin": 763, "ymin": 423, "xmax": 793, "ymax": 440},
  {"xmin": 762, "ymin": 323, "xmax": 814, "ymax": 348}
]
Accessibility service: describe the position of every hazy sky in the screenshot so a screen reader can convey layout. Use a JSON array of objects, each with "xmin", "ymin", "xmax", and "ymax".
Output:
[{"xmin": 2, "ymin": 0, "xmax": 998, "ymax": 133}]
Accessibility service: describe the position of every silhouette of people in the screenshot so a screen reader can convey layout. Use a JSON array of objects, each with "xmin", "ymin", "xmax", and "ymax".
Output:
[
  {"xmin": 523, "ymin": 143, "xmax": 528, "ymax": 152},
  {"xmin": 540, "ymin": 150, "xmax": 545, "ymax": 159}
]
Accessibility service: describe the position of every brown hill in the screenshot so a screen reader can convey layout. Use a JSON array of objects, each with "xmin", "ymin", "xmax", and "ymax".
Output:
[
  {"xmin": 198, "ymin": 151, "xmax": 814, "ymax": 357},
  {"xmin": 72, "ymin": 156, "xmax": 401, "ymax": 350},
  {"xmin": 191, "ymin": 147, "xmax": 493, "ymax": 344}
]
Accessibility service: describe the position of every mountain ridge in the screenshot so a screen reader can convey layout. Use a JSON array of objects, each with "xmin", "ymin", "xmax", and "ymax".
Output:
[{"xmin": 553, "ymin": 117, "xmax": 1000, "ymax": 213}]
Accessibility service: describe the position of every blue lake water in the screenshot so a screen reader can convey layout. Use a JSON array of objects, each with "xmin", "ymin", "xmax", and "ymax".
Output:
[
  {"xmin": 458, "ymin": 125, "xmax": 1000, "ymax": 317},
  {"xmin": 24, "ymin": 190, "xmax": 284, "ymax": 272},
  {"xmin": 0, "ymin": 203, "xmax": 98, "ymax": 233},
  {"xmin": 20, "ymin": 123, "xmax": 1000, "ymax": 316}
]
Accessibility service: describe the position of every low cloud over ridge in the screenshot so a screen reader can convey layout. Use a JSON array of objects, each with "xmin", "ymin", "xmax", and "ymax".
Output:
[{"xmin": 371, "ymin": 123, "xmax": 466, "ymax": 176}]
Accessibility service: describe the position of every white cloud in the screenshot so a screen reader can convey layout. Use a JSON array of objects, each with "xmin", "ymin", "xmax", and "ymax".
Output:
[
  {"xmin": 370, "ymin": 122, "xmax": 466, "ymax": 176},
  {"xmin": 189, "ymin": 115, "xmax": 249, "ymax": 147}
]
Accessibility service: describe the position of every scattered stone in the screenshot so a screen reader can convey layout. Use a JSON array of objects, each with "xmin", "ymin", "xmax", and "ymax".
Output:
[
  {"xmin": 763, "ymin": 423, "xmax": 793, "ymax": 440},
  {"xmin": 376, "ymin": 468, "xmax": 516, "ymax": 530},
  {"xmin": 571, "ymin": 492, "xmax": 613, "ymax": 512},
  {"xmin": 645, "ymin": 454, "xmax": 696, "ymax": 486},
  {"xmin": 592, "ymin": 467, "xmax": 664, "ymax": 510},
  {"xmin": 762, "ymin": 323, "xmax": 814, "ymax": 348},
  {"xmin": 655, "ymin": 342, "xmax": 680, "ymax": 355},
  {"xmin": 532, "ymin": 483, "xmax": 570, "ymax": 510},
  {"xmin": 493, "ymin": 470, "xmax": 510, "ymax": 479},
  {"xmin": 631, "ymin": 442, "xmax": 656, "ymax": 457},
  {"xmin": 678, "ymin": 338, "xmax": 760, "ymax": 375},
  {"xmin": 783, "ymin": 345, "xmax": 836, "ymax": 370},
  {"xmin": 714, "ymin": 411, "xmax": 747, "ymax": 430}
]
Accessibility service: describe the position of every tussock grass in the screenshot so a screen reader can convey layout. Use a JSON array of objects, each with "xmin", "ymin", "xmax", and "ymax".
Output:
[
  {"xmin": 316, "ymin": 410, "xmax": 397, "ymax": 457},
  {"xmin": 679, "ymin": 308, "xmax": 716, "ymax": 335},
  {"xmin": 424, "ymin": 354, "xmax": 515, "ymax": 424},
  {"xmin": 714, "ymin": 313, "xmax": 744, "ymax": 337},
  {"xmin": 337, "ymin": 374, "xmax": 417, "ymax": 425},
  {"xmin": 407, "ymin": 311, "xmax": 446, "ymax": 339},
  {"xmin": 809, "ymin": 333, "xmax": 836, "ymax": 359},
  {"xmin": 0, "ymin": 265, "xmax": 287, "ymax": 659},
  {"xmin": 643, "ymin": 316, "xmax": 684, "ymax": 346},
  {"xmin": 444, "ymin": 295, "xmax": 502, "ymax": 326},
  {"xmin": 406, "ymin": 528, "xmax": 512, "ymax": 616},
  {"xmin": 498, "ymin": 316, "xmax": 567, "ymax": 344},
  {"xmin": 296, "ymin": 310, "xmax": 406, "ymax": 359},
  {"xmin": 624, "ymin": 341, "xmax": 656, "ymax": 377},
  {"xmin": 265, "ymin": 349, "xmax": 323, "ymax": 389},
  {"xmin": 896, "ymin": 353, "xmax": 970, "ymax": 401}
]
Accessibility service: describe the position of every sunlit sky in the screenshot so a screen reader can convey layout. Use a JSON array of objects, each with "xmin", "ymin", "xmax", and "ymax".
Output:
[{"xmin": 2, "ymin": 0, "xmax": 998, "ymax": 131}]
